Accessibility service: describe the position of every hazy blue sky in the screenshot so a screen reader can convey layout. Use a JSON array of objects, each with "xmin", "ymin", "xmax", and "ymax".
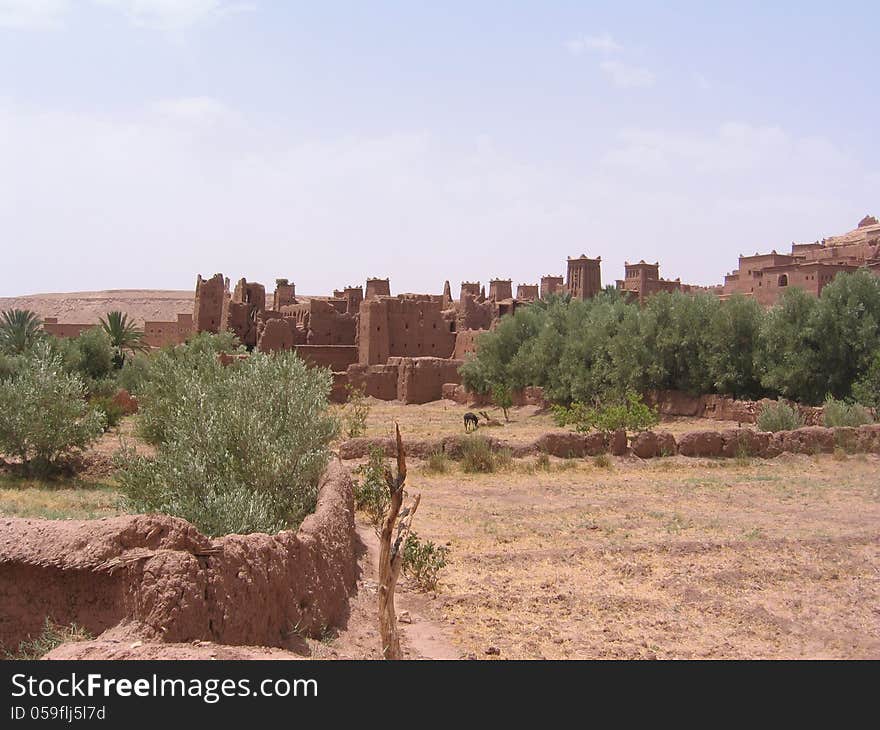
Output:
[{"xmin": 1, "ymin": 1, "xmax": 877, "ymax": 296}]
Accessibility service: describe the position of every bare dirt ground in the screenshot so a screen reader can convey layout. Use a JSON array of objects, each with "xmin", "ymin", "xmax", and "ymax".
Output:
[
  {"xmin": 5, "ymin": 407, "xmax": 879, "ymax": 659},
  {"xmin": 348, "ymin": 400, "xmax": 746, "ymax": 443},
  {"xmin": 0, "ymin": 289, "xmax": 193, "ymax": 327},
  {"xmin": 396, "ymin": 451, "xmax": 880, "ymax": 659}
]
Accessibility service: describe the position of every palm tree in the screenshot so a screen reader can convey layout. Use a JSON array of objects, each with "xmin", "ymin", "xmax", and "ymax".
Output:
[
  {"xmin": 100, "ymin": 311, "xmax": 148, "ymax": 368},
  {"xmin": 0, "ymin": 309, "xmax": 44, "ymax": 354}
]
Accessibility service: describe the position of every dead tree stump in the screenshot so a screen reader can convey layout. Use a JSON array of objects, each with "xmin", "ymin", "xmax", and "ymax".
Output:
[{"xmin": 378, "ymin": 424, "xmax": 420, "ymax": 660}]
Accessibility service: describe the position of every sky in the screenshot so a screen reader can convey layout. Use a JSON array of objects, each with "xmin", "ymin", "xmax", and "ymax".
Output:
[{"xmin": 1, "ymin": 1, "xmax": 878, "ymax": 297}]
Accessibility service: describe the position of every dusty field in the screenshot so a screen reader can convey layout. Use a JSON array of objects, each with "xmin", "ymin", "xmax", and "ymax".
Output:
[
  {"xmin": 400, "ymin": 452, "xmax": 880, "ymax": 659},
  {"xmin": 3, "ymin": 406, "xmax": 878, "ymax": 659},
  {"xmin": 346, "ymin": 400, "xmax": 746, "ymax": 443}
]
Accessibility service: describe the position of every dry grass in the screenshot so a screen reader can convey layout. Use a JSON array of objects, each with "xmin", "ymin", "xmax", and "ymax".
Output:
[
  {"xmin": 344, "ymin": 399, "xmax": 745, "ymax": 445},
  {"xmin": 405, "ymin": 452, "xmax": 880, "ymax": 659},
  {"xmin": 0, "ymin": 474, "xmax": 123, "ymax": 520}
]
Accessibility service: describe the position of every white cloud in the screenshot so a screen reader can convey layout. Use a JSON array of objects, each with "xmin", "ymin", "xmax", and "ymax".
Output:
[
  {"xmin": 94, "ymin": 0, "xmax": 253, "ymax": 30},
  {"xmin": 599, "ymin": 60, "xmax": 655, "ymax": 88},
  {"xmin": 0, "ymin": 0, "xmax": 68, "ymax": 29},
  {"xmin": 565, "ymin": 31, "xmax": 622, "ymax": 56}
]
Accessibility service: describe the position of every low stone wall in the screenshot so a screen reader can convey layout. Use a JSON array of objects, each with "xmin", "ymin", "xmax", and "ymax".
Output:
[
  {"xmin": 338, "ymin": 424, "xmax": 880, "ymax": 461},
  {"xmin": 0, "ymin": 461, "xmax": 357, "ymax": 652}
]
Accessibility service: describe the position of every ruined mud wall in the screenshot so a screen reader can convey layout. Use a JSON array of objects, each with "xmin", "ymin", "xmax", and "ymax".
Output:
[
  {"xmin": 0, "ymin": 462, "xmax": 356, "ymax": 652},
  {"xmin": 346, "ymin": 363, "xmax": 399, "ymax": 400},
  {"xmin": 193, "ymin": 273, "xmax": 229, "ymax": 333},
  {"xmin": 646, "ymin": 390, "xmax": 825, "ymax": 425},
  {"xmin": 392, "ymin": 356, "xmax": 464, "ymax": 404},
  {"xmin": 358, "ymin": 298, "xmax": 456, "ymax": 365},
  {"xmin": 294, "ymin": 345, "xmax": 359, "ymax": 372},
  {"xmin": 338, "ymin": 424, "xmax": 880, "ymax": 461},
  {"xmin": 453, "ymin": 329, "xmax": 484, "ymax": 360}
]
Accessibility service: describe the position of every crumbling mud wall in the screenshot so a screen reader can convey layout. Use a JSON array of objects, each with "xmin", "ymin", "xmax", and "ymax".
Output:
[
  {"xmin": 0, "ymin": 462, "xmax": 356, "ymax": 653},
  {"xmin": 294, "ymin": 345, "xmax": 359, "ymax": 372},
  {"xmin": 393, "ymin": 356, "xmax": 464, "ymax": 404},
  {"xmin": 337, "ymin": 424, "xmax": 880, "ymax": 461},
  {"xmin": 645, "ymin": 390, "xmax": 826, "ymax": 425}
]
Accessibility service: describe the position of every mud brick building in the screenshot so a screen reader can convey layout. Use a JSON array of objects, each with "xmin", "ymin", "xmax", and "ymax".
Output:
[{"xmin": 720, "ymin": 215, "xmax": 880, "ymax": 305}]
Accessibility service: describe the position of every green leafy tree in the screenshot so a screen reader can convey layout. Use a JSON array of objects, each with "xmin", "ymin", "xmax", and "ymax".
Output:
[
  {"xmin": 810, "ymin": 269, "xmax": 880, "ymax": 400},
  {"xmin": 116, "ymin": 349, "xmax": 338, "ymax": 536},
  {"xmin": 0, "ymin": 309, "xmax": 44, "ymax": 355},
  {"xmin": 491, "ymin": 382, "xmax": 513, "ymax": 421},
  {"xmin": 852, "ymin": 351, "xmax": 880, "ymax": 408},
  {"xmin": 707, "ymin": 294, "xmax": 763, "ymax": 398},
  {"xmin": 100, "ymin": 311, "xmax": 148, "ymax": 368},
  {"xmin": 67, "ymin": 327, "xmax": 114, "ymax": 382},
  {"xmin": 0, "ymin": 343, "xmax": 105, "ymax": 475},
  {"xmin": 757, "ymin": 288, "xmax": 824, "ymax": 404}
]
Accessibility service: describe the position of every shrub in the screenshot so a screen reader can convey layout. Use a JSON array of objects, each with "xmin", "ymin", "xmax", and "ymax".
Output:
[
  {"xmin": 115, "ymin": 353, "xmax": 152, "ymax": 396},
  {"xmin": 402, "ymin": 531, "xmax": 448, "ymax": 591},
  {"xmin": 67, "ymin": 328, "xmax": 114, "ymax": 382},
  {"xmin": 343, "ymin": 383, "xmax": 371, "ymax": 438},
  {"xmin": 756, "ymin": 401, "xmax": 805, "ymax": 432},
  {"xmin": 555, "ymin": 392, "xmax": 659, "ymax": 434},
  {"xmin": 491, "ymin": 382, "xmax": 513, "ymax": 421},
  {"xmin": 592, "ymin": 453, "xmax": 613, "ymax": 469},
  {"xmin": 535, "ymin": 452, "xmax": 551, "ymax": 471},
  {"xmin": 0, "ymin": 344, "xmax": 105, "ymax": 475},
  {"xmin": 353, "ymin": 447, "xmax": 391, "ymax": 526},
  {"xmin": 116, "ymin": 350, "xmax": 337, "ymax": 537},
  {"xmin": 135, "ymin": 336, "xmax": 231, "ymax": 445},
  {"xmin": 822, "ymin": 397, "xmax": 873, "ymax": 428},
  {"xmin": 89, "ymin": 395, "xmax": 125, "ymax": 431},
  {"xmin": 460, "ymin": 435, "xmax": 509, "ymax": 473},
  {"xmin": 4, "ymin": 618, "xmax": 92, "ymax": 660},
  {"xmin": 422, "ymin": 449, "xmax": 450, "ymax": 474}
]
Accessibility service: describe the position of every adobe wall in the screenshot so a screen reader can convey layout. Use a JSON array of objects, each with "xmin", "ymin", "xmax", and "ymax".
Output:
[
  {"xmin": 337, "ymin": 424, "xmax": 880, "ymax": 462},
  {"xmin": 489, "ymin": 279, "xmax": 512, "ymax": 301},
  {"xmin": 305, "ymin": 300, "xmax": 357, "ymax": 346},
  {"xmin": 516, "ymin": 284, "xmax": 539, "ymax": 301},
  {"xmin": 453, "ymin": 328, "xmax": 484, "ymax": 359},
  {"xmin": 645, "ymin": 390, "xmax": 825, "ymax": 426},
  {"xmin": 294, "ymin": 345, "xmax": 359, "ymax": 372},
  {"xmin": 0, "ymin": 461, "xmax": 357, "ymax": 652},
  {"xmin": 540, "ymin": 275, "xmax": 564, "ymax": 299},
  {"xmin": 358, "ymin": 297, "xmax": 456, "ymax": 365},
  {"xmin": 365, "ymin": 278, "xmax": 391, "ymax": 298},
  {"xmin": 257, "ymin": 318, "xmax": 300, "ymax": 353},
  {"xmin": 456, "ymin": 293, "xmax": 494, "ymax": 331},
  {"xmin": 143, "ymin": 313, "xmax": 193, "ymax": 348},
  {"xmin": 345, "ymin": 363, "xmax": 400, "ymax": 400},
  {"xmin": 193, "ymin": 273, "xmax": 229, "ymax": 333},
  {"xmin": 392, "ymin": 356, "xmax": 464, "ymax": 404},
  {"xmin": 272, "ymin": 279, "xmax": 296, "ymax": 310},
  {"xmin": 42, "ymin": 319, "xmax": 94, "ymax": 338},
  {"xmin": 460, "ymin": 282, "xmax": 481, "ymax": 301}
]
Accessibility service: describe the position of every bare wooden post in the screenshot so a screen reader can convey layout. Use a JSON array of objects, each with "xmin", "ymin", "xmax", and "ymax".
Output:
[{"xmin": 378, "ymin": 424, "xmax": 420, "ymax": 660}]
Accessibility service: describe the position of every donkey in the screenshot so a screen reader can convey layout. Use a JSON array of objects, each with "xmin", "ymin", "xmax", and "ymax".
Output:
[{"xmin": 463, "ymin": 412, "xmax": 479, "ymax": 432}]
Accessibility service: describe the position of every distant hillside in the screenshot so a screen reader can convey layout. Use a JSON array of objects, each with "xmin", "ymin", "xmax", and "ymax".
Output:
[{"xmin": 0, "ymin": 290, "xmax": 193, "ymax": 327}]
